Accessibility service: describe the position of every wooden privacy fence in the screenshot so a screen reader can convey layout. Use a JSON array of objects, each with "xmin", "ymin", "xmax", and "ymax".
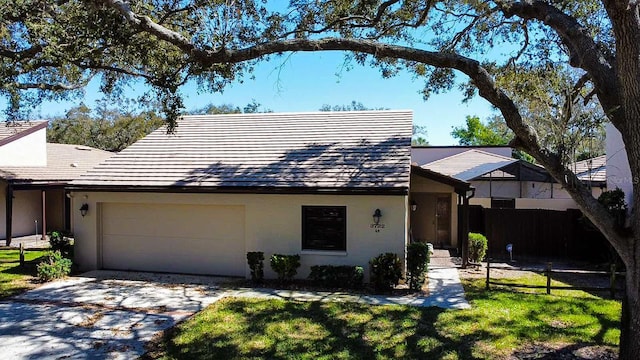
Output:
[
  {"xmin": 464, "ymin": 206, "xmax": 611, "ymax": 261},
  {"xmin": 485, "ymin": 259, "xmax": 625, "ymax": 299}
]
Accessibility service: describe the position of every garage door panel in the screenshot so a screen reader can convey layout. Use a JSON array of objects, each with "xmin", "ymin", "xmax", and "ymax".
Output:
[{"xmin": 101, "ymin": 203, "xmax": 245, "ymax": 276}]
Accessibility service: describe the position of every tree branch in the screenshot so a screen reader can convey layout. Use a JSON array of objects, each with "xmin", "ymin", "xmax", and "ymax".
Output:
[{"xmin": 496, "ymin": 1, "xmax": 619, "ymax": 116}]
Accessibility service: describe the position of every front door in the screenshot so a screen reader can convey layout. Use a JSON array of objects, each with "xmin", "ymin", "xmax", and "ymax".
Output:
[{"xmin": 436, "ymin": 196, "xmax": 451, "ymax": 246}]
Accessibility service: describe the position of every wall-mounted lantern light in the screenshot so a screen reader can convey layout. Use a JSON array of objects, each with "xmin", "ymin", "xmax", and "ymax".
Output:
[
  {"xmin": 411, "ymin": 200, "xmax": 418, "ymax": 212},
  {"xmin": 373, "ymin": 208, "xmax": 382, "ymax": 225},
  {"xmin": 80, "ymin": 203, "xmax": 89, "ymax": 217}
]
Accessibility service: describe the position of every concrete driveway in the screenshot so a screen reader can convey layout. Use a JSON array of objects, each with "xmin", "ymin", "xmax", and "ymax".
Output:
[{"xmin": 0, "ymin": 271, "xmax": 231, "ymax": 359}]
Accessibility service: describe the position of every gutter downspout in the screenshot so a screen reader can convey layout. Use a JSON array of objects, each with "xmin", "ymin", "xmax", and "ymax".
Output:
[{"xmin": 460, "ymin": 187, "xmax": 476, "ymax": 268}]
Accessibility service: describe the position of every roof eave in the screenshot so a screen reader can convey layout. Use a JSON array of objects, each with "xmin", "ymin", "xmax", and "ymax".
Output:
[
  {"xmin": 411, "ymin": 165, "xmax": 471, "ymax": 193},
  {"xmin": 66, "ymin": 184, "xmax": 409, "ymax": 196}
]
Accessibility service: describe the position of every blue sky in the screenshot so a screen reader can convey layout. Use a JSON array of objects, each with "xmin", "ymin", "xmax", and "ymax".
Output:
[{"xmin": 27, "ymin": 51, "xmax": 496, "ymax": 145}]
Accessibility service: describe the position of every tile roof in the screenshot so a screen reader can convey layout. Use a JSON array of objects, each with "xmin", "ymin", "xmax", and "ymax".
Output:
[
  {"xmin": 72, "ymin": 111, "xmax": 413, "ymax": 190},
  {"xmin": 572, "ymin": 155, "xmax": 606, "ymax": 183},
  {"xmin": 1, "ymin": 143, "xmax": 113, "ymax": 184},
  {"xmin": 0, "ymin": 120, "xmax": 48, "ymax": 145},
  {"xmin": 421, "ymin": 149, "xmax": 517, "ymax": 181}
]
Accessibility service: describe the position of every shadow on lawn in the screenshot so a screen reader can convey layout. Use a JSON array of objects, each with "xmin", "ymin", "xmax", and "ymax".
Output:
[
  {"xmin": 143, "ymin": 281, "xmax": 620, "ymax": 360},
  {"xmin": 144, "ymin": 299, "xmax": 484, "ymax": 360}
]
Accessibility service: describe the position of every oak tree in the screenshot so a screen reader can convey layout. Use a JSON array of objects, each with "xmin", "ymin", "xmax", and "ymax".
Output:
[{"xmin": 2, "ymin": 1, "xmax": 639, "ymax": 357}]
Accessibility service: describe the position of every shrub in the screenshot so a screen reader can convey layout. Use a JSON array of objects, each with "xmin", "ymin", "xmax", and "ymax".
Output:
[
  {"xmin": 37, "ymin": 251, "xmax": 72, "ymax": 282},
  {"xmin": 269, "ymin": 254, "xmax": 301, "ymax": 282},
  {"xmin": 308, "ymin": 265, "xmax": 364, "ymax": 289},
  {"xmin": 468, "ymin": 232, "xmax": 488, "ymax": 263},
  {"xmin": 246, "ymin": 251, "xmax": 265, "ymax": 283},
  {"xmin": 369, "ymin": 253, "xmax": 402, "ymax": 293},
  {"xmin": 406, "ymin": 243, "xmax": 430, "ymax": 291},
  {"xmin": 598, "ymin": 188, "xmax": 628, "ymax": 226},
  {"xmin": 48, "ymin": 230, "xmax": 73, "ymax": 258}
]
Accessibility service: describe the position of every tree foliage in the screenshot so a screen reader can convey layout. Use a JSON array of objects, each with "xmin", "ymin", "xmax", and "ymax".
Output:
[
  {"xmin": 3, "ymin": 1, "xmax": 640, "ymax": 356},
  {"xmin": 47, "ymin": 103, "xmax": 164, "ymax": 152},
  {"xmin": 189, "ymin": 100, "xmax": 271, "ymax": 115},
  {"xmin": 451, "ymin": 115, "xmax": 509, "ymax": 146}
]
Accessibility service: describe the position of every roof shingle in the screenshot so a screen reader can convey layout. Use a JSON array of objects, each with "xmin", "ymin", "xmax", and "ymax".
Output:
[
  {"xmin": 72, "ymin": 111, "xmax": 413, "ymax": 190},
  {"xmin": 1, "ymin": 143, "xmax": 112, "ymax": 184}
]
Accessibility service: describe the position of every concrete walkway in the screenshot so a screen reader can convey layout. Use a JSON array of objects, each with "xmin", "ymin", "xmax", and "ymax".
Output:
[
  {"xmin": 0, "ymin": 259, "xmax": 469, "ymax": 359},
  {"xmin": 426, "ymin": 249, "xmax": 471, "ymax": 310},
  {"xmin": 2, "ymin": 234, "xmax": 51, "ymax": 249}
]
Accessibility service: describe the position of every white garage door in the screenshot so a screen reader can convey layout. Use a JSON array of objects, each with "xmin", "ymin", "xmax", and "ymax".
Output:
[{"xmin": 101, "ymin": 203, "xmax": 245, "ymax": 276}]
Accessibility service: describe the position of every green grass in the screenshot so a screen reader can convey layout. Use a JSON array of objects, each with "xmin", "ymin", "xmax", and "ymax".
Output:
[
  {"xmin": 0, "ymin": 249, "xmax": 48, "ymax": 298},
  {"xmin": 148, "ymin": 275, "xmax": 621, "ymax": 360}
]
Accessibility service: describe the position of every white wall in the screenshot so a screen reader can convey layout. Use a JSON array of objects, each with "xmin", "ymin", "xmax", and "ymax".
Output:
[
  {"xmin": 0, "ymin": 128, "xmax": 47, "ymax": 166},
  {"xmin": 606, "ymin": 123, "xmax": 634, "ymax": 208},
  {"xmin": 72, "ymin": 191, "xmax": 408, "ymax": 281}
]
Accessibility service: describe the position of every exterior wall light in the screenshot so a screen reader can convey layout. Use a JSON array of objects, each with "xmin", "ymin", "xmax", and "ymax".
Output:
[
  {"xmin": 373, "ymin": 208, "xmax": 382, "ymax": 225},
  {"xmin": 80, "ymin": 203, "xmax": 89, "ymax": 217},
  {"xmin": 411, "ymin": 200, "xmax": 418, "ymax": 212}
]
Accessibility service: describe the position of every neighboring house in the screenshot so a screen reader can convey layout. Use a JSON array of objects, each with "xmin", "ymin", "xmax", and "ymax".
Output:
[
  {"xmin": 70, "ymin": 111, "xmax": 472, "ymax": 279},
  {"xmin": 1, "ymin": 121, "xmax": 112, "ymax": 244},
  {"xmin": 606, "ymin": 123, "xmax": 633, "ymax": 207},
  {"xmin": 412, "ymin": 147, "xmax": 606, "ymax": 211}
]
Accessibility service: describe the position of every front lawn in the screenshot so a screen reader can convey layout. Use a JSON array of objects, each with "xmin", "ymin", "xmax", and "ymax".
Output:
[
  {"xmin": 146, "ymin": 276, "xmax": 620, "ymax": 359},
  {"xmin": 0, "ymin": 249, "xmax": 48, "ymax": 298}
]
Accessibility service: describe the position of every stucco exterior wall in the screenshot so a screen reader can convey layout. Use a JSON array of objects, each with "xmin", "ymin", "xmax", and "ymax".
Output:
[
  {"xmin": 72, "ymin": 191, "xmax": 408, "ymax": 280},
  {"xmin": 515, "ymin": 198, "xmax": 579, "ymax": 210},
  {"xmin": 409, "ymin": 175, "xmax": 458, "ymax": 247},
  {"xmin": 0, "ymin": 128, "xmax": 47, "ymax": 166},
  {"xmin": 606, "ymin": 122, "xmax": 633, "ymax": 208},
  {"xmin": 472, "ymin": 181, "xmax": 520, "ymax": 198},
  {"xmin": 11, "ymin": 190, "xmax": 43, "ymax": 237},
  {"xmin": 469, "ymin": 197, "xmax": 491, "ymax": 208}
]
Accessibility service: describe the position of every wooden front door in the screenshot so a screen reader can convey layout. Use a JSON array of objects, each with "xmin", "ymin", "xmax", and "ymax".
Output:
[{"xmin": 436, "ymin": 196, "xmax": 451, "ymax": 246}]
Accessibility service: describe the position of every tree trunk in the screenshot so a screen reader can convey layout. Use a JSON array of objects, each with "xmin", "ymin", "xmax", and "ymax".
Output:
[{"xmin": 620, "ymin": 256, "xmax": 640, "ymax": 359}]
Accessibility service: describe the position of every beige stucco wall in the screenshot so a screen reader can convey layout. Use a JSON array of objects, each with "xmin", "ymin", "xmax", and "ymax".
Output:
[
  {"xmin": 72, "ymin": 191, "xmax": 408, "ymax": 281},
  {"xmin": 0, "ymin": 128, "xmax": 47, "ymax": 166},
  {"xmin": 409, "ymin": 175, "xmax": 458, "ymax": 247},
  {"xmin": 11, "ymin": 190, "xmax": 43, "ymax": 237},
  {"xmin": 469, "ymin": 197, "xmax": 491, "ymax": 208}
]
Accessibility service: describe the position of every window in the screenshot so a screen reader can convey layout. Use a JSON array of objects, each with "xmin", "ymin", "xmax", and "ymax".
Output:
[
  {"xmin": 302, "ymin": 206, "xmax": 346, "ymax": 251},
  {"xmin": 491, "ymin": 198, "xmax": 516, "ymax": 209}
]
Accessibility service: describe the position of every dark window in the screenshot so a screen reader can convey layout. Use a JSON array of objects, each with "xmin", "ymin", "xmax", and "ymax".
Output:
[
  {"xmin": 302, "ymin": 206, "xmax": 346, "ymax": 251},
  {"xmin": 491, "ymin": 198, "xmax": 516, "ymax": 209}
]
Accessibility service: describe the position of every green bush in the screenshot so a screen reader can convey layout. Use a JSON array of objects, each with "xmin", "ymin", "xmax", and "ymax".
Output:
[
  {"xmin": 269, "ymin": 254, "xmax": 301, "ymax": 282},
  {"xmin": 48, "ymin": 230, "xmax": 73, "ymax": 258},
  {"xmin": 37, "ymin": 251, "xmax": 72, "ymax": 282},
  {"xmin": 308, "ymin": 265, "xmax": 364, "ymax": 289},
  {"xmin": 369, "ymin": 253, "xmax": 402, "ymax": 293},
  {"xmin": 406, "ymin": 243, "xmax": 430, "ymax": 291},
  {"xmin": 246, "ymin": 251, "xmax": 265, "ymax": 283},
  {"xmin": 598, "ymin": 188, "xmax": 628, "ymax": 226},
  {"xmin": 468, "ymin": 232, "xmax": 488, "ymax": 263}
]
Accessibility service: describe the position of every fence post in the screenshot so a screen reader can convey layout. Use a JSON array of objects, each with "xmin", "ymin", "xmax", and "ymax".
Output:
[
  {"xmin": 19, "ymin": 243, "xmax": 24, "ymax": 267},
  {"xmin": 486, "ymin": 258, "xmax": 491, "ymax": 290},
  {"xmin": 546, "ymin": 262, "xmax": 552, "ymax": 295},
  {"xmin": 610, "ymin": 263, "xmax": 617, "ymax": 299}
]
